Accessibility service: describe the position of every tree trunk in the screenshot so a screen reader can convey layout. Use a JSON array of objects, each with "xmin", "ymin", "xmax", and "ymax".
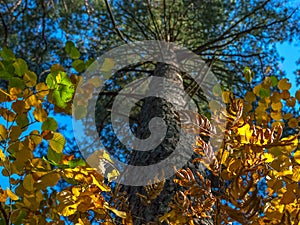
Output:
[{"xmin": 124, "ymin": 56, "xmax": 214, "ymax": 225}]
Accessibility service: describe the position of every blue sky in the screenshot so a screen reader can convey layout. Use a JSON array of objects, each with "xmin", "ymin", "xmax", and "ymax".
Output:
[{"xmin": 277, "ymin": 42, "xmax": 299, "ymax": 95}]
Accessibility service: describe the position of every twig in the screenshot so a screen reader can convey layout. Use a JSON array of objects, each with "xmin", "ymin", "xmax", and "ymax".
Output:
[{"xmin": 104, "ymin": 0, "xmax": 127, "ymax": 42}]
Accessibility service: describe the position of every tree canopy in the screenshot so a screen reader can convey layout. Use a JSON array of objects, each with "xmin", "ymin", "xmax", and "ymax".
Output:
[{"xmin": 0, "ymin": 0, "xmax": 299, "ymax": 224}]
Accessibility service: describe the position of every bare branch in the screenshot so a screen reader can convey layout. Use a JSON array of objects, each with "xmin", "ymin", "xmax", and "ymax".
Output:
[{"xmin": 104, "ymin": 0, "xmax": 127, "ymax": 42}]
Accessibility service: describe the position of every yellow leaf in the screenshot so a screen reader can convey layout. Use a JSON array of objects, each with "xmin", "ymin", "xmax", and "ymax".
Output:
[
  {"xmin": 0, "ymin": 149, "xmax": 5, "ymax": 161},
  {"xmin": 294, "ymin": 151, "xmax": 300, "ymax": 165},
  {"xmin": 72, "ymin": 187, "xmax": 81, "ymax": 197},
  {"xmin": 91, "ymin": 174, "xmax": 111, "ymax": 192},
  {"xmin": 0, "ymin": 125, "xmax": 8, "ymax": 141},
  {"xmin": 292, "ymin": 166, "xmax": 300, "ymax": 182},
  {"xmin": 107, "ymin": 169, "xmax": 120, "ymax": 182},
  {"xmin": 25, "ymin": 94, "xmax": 40, "ymax": 108},
  {"xmin": 61, "ymin": 202, "xmax": 80, "ymax": 216},
  {"xmin": 271, "ymin": 102, "xmax": 282, "ymax": 111},
  {"xmin": 75, "ymin": 218, "xmax": 85, "ymax": 225},
  {"xmin": 6, "ymin": 188, "xmax": 19, "ymax": 201},
  {"xmin": 280, "ymin": 136, "xmax": 298, "ymax": 153},
  {"xmin": 104, "ymin": 202, "xmax": 127, "ymax": 218},
  {"xmin": 253, "ymin": 84, "xmax": 262, "ymax": 96},
  {"xmin": 0, "ymin": 108, "xmax": 16, "ymax": 122},
  {"xmin": 288, "ymin": 118, "xmax": 298, "ymax": 128},
  {"xmin": 221, "ymin": 150, "xmax": 229, "ymax": 165},
  {"xmin": 270, "ymin": 111, "xmax": 282, "ymax": 121},
  {"xmin": 236, "ymin": 123, "xmax": 252, "ymax": 143},
  {"xmin": 36, "ymin": 172, "xmax": 61, "ymax": 190},
  {"xmin": 278, "ymin": 78, "xmax": 291, "ymax": 91},
  {"xmin": 49, "ymin": 132, "xmax": 66, "ymax": 153},
  {"xmin": 222, "ymin": 91, "xmax": 233, "ymax": 104},
  {"xmin": 271, "ymin": 92, "xmax": 281, "ymax": 103},
  {"xmin": 263, "ymin": 153, "xmax": 274, "ymax": 163},
  {"xmin": 245, "ymin": 91, "xmax": 256, "ymax": 103},
  {"xmin": 276, "ymin": 170, "xmax": 293, "ymax": 177},
  {"xmin": 0, "ymin": 190, "xmax": 8, "ymax": 202},
  {"xmin": 280, "ymin": 189, "xmax": 296, "ymax": 204},
  {"xmin": 286, "ymin": 97, "xmax": 296, "ymax": 107},
  {"xmin": 36, "ymin": 83, "xmax": 49, "ymax": 99},
  {"xmin": 283, "ymin": 113, "xmax": 293, "ymax": 120},
  {"xmin": 33, "ymin": 104, "xmax": 48, "ymax": 122},
  {"xmin": 56, "ymin": 73, "xmax": 62, "ymax": 83},
  {"xmin": 281, "ymin": 90, "xmax": 290, "ymax": 100},
  {"xmin": 23, "ymin": 174, "xmax": 34, "ymax": 192},
  {"xmin": 296, "ymin": 90, "xmax": 300, "ymax": 102}
]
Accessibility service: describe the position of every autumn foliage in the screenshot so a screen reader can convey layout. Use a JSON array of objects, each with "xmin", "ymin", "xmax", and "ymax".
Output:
[{"xmin": 0, "ymin": 45, "xmax": 299, "ymax": 225}]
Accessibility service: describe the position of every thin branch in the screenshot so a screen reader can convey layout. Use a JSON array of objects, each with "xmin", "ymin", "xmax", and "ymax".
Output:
[
  {"xmin": 193, "ymin": 0, "xmax": 271, "ymax": 54},
  {"xmin": 146, "ymin": 0, "xmax": 163, "ymax": 40},
  {"xmin": 0, "ymin": 203, "xmax": 9, "ymax": 225},
  {"xmin": 104, "ymin": 0, "xmax": 127, "ymax": 42},
  {"xmin": 0, "ymin": 12, "xmax": 8, "ymax": 47}
]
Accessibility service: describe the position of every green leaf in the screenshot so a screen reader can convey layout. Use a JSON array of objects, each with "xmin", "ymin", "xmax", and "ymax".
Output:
[
  {"xmin": 0, "ymin": 70, "xmax": 11, "ymax": 79},
  {"xmin": 65, "ymin": 41, "xmax": 75, "ymax": 54},
  {"xmin": 42, "ymin": 117, "xmax": 58, "ymax": 131},
  {"xmin": 45, "ymin": 73, "xmax": 57, "ymax": 89},
  {"xmin": 68, "ymin": 158, "xmax": 86, "ymax": 168},
  {"xmin": 35, "ymin": 172, "xmax": 60, "ymax": 190},
  {"xmin": 46, "ymin": 72, "xmax": 74, "ymax": 108},
  {"xmin": 259, "ymin": 88, "xmax": 270, "ymax": 98},
  {"xmin": 16, "ymin": 113, "xmax": 29, "ymax": 130},
  {"xmin": 47, "ymin": 147, "xmax": 63, "ymax": 164},
  {"xmin": 0, "ymin": 47, "xmax": 15, "ymax": 61},
  {"xmin": 270, "ymin": 76, "xmax": 278, "ymax": 87},
  {"xmin": 65, "ymin": 41, "xmax": 80, "ymax": 59},
  {"xmin": 57, "ymin": 72, "xmax": 73, "ymax": 86},
  {"xmin": 23, "ymin": 71, "xmax": 37, "ymax": 87},
  {"xmin": 52, "ymin": 89, "xmax": 67, "ymax": 108},
  {"xmin": 70, "ymin": 48, "xmax": 80, "ymax": 59},
  {"xmin": 8, "ymin": 77, "xmax": 25, "ymax": 89},
  {"xmin": 72, "ymin": 59, "xmax": 85, "ymax": 72},
  {"xmin": 23, "ymin": 174, "xmax": 34, "ymax": 192},
  {"xmin": 243, "ymin": 66, "xmax": 254, "ymax": 82},
  {"xmin": 49, "ymin": 132, "xmax": 65, "ymax": 153},
  {"xmin": 13, "ymin": 58, "xmax": 28, "ymax": 77},
  {"xmin": 60, "ymin": 85, "xmax": 74, "ymax": 102},
  {"xmin": 212, "ymin": 84, "xmax": 222, "ymax": 96}
]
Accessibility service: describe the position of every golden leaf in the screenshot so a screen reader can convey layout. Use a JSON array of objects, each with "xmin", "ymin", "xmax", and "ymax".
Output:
[
  {"xmin": 61, "ymin": 202, "xmax": 80, "ymax": 216},
  {"xmin": 262, "ymin": 153, "xmax": 274, "ymax": 163},
  {"xmin": 294, "ymin": 151, "xmax": 300, "ymax": 165},
  {"xmin": 0, "ymin": 149, "xmax": 5, "ymax": 161},
  {"xmin": 23, "ymin": 174, "xmax": 34, "ymax": 192},
  {"xmin": 6, "ymin": 188, "xmax": 19, "ymax": 201},
  {"xmin": 104, "ymin": 202, "xmax": 127, "ymax": 218},
  {"xmin": 33, "ymin": 104, "xmax": 48, "ymax": 122},
  {"xmin": 0, "ymin": 125, "xmax": 8, "ymax": 140},
  {"xmin": 91, "ymin": 174, "xmax": 111, "ymax": 192},
  {"xmin": 292, "ymin": 166, "xmax": 300, "ymax": 182},
  {"xmin": 36, "ymin": 83, "xmax": 49, "ymax": 99},
  {"xmin": 288, "ymin": 118, "xmax": 298, "ymax": 129},
  {"xmin": 245, "ymin": 91, "xmax": 256, "ymax": 103},
  {"xmin": 278, "ymin": 78, "xmax": 291, "ymax": 91}
]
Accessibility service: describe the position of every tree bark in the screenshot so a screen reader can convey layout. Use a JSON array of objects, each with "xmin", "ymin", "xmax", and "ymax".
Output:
[{"xmin": 124, "ymin": 55, "xmax": 214, "ymax": 225}]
